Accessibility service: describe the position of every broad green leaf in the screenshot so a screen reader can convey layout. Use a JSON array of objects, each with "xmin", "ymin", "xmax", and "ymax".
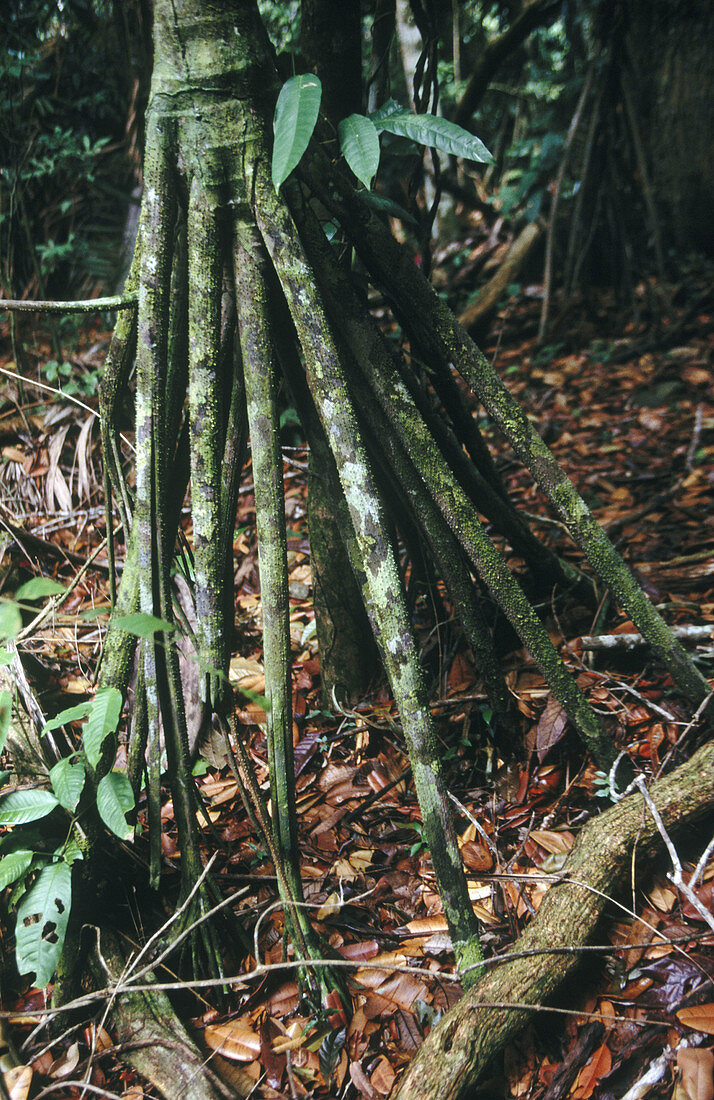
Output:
[
  {"xmin": 15, "ymin": 578, "xmax": 65, "ymax": 601},
  {"xmin": 49, "ymin": 756, "xmax": 86, "ymax": 813},
  {"xmin": 60, "ymin": 836, "xmax": 84, "ymax": 865},
  {"xmin": 80, "ymin": 606, "xmax": 111, "ymax": 621},
  {"xmin": 83, "ymin": 687, "xmax": 122, "ymax": 769},
  {"xmin": 0, "ymin": 690, "xmax": 11, "ymax": 755},
  {"xmin": 0, "ymin": 601, "xmax": 21, "ymax": 641},
  {"xmin": 374, "ymin": 112, "xmax": 493, "ymax": 164},
  {"xmin": 0, "ymin": 849, "xmax": 33, "ymax": 891},
  {"xmin": 96, "ymin": 771, "xmax": 134, "ymax": 840},
  {"xmin": 368, "ymin": 98, "xmax": 402, "ymax": 123},
  {"xmin": 43, "ymin": 702, "xmax": 92, "ymax": 735},
  {"xmin": 113, "ymin": 612, "xmax": 175, "ymax": 638},
  {"xmin": 15, "ymin": 860, "xmax": 72, "ymax": 988},
  {"xmin": 272, "ymin": 74, "xmax": 322, "ymax": 190},
  {"xmin": 0, "ymin": 789, "xmax": 59, "ymax": 826},
  {"xmin": 338, "ymin": 114, "xmax": 380, "ymax": 188}
]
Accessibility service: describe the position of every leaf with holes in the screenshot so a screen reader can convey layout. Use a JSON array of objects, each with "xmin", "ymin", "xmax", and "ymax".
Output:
[
  {"xmin": 272, "ymin": 74, "xmax": 322, "ymax": 190},
  {"xmin": 96, "ymin": 771, "xmax": 134, "ymax": 840},
  {"xmin": 373, "ymin": 112, "xmax": 493, "ymax": 163},
  {"xmin": 83, "ymin": 687, "xmax": 122, "ymax": 769},
  {"xmin": 15, "ymin": 860, "xmax": 72, "ymax": 989},
  {"xmin": 0, "ymin": 789, "xmax": 60, "ymax": 826},
  {"xmin": 49, "ymin": 756, "xmax": 86, "ymax": 814},
  {"xmin": 338, "ymin": 114, "xmax": 380, "ymax": 187}
]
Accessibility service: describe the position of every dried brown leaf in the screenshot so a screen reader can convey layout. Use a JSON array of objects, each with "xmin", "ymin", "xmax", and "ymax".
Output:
[
  {"xmin": 204, "ymin": 1021, "xmax": 260, "ymax": 1062},
  {"xmin": 678, "ymin": 1006, "xmax": 714, "ymax": 1036},
  {"xmin": 677, "ymin": 1048, "xmax": 714, "ymax": 1100},
  {"xmin": 571, "ymin": 1042, "xmax": 612, "ymax": 1099},
  {"xmin": 534, "ymin": 695, "xmax": 568, "ymax": 762}
]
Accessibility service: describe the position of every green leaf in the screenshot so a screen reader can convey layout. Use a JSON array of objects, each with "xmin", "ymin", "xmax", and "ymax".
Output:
[
  {"xmin": 15, "ymin": 578, "xmax": 65, "ymax": 601},
  {"xmin": 79, "ymin": 606, "xmax": 111, "ymax": 621},
  {"xmin": 368, "ymin": 98, "xmax": 402, "ymax": 123},
  {"xmin": 83, "ymin": 687, "xmax": 122, "ymax": 769},
  {"xmin": 59, "ymin": 836, "xmax": 84, "ymax": 865},
  {"xmin": 272, "ymin": 74, "xmax": 322, "ymax": 190},
  {"xmin": 49, "ymin": 756, "xmax": 86, "ymax": 813},
  {"xmin": 43, "ymin": 702, "xmax": 92, "ymax": 735},
  {"xmin": 338, "ymin": 114, "xmax": 380, "ymax": 188},
  {"xmin": 0, "ymin": 601, "xmax": 22, "ymax": 641},
  {"xmin": 0, "ymin": 789, "xmax": 60, "ymax": 826},
  {"xmin": 15, "ymin": 860, "xmax": 72, "ymax": 989},
  {"xmin": 0, "ymin": 849, "xmax": 33, "ymax": 891},
  {"xmin": 374, "ymin": 112, "xmax": 493, "ymax": 164},
  {"xmin": 112, "ymin": 612, "xmax": 175, "ymax": 638},
  {"xmin": 96, "ymin": 771, "xmax": 134, "ymax": 840},
  {"xmin": 0, "ymin": 690, "xmax": 11, "ymax": 755}
]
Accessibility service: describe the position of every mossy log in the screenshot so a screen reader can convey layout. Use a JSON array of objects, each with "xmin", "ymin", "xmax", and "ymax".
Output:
[{"xmin": 396, "ymin": 736, "xmax": 714, "ymax": 1100}]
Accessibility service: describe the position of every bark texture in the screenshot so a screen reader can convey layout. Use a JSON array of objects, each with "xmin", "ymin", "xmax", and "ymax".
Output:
[
  {"xmin": 396, "ymin": 737, "xmax": 714, "ymax": 1099},
  {"xmin": 624, "ymin": 0, "xmax": 714, "ymax": 255}
]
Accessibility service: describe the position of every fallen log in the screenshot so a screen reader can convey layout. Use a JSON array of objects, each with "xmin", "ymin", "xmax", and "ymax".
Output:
[
  {"xmin": 458, "ymin": 222, "xmax": 542, "ymax": 333},
  {"xmin": 396, "ymin": 736, "xmax": 714, "ymax": 1100}
]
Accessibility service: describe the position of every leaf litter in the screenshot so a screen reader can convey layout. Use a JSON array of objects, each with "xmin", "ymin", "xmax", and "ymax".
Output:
[{"xmin": 0, "ymin": 275, "xmax": 713, "ymax": 1098}]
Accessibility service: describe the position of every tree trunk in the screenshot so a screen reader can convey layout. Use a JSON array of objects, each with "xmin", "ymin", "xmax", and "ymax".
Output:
[{"xmin": 624, "ymin": 0, "xmax": 714, "ymax": 255}]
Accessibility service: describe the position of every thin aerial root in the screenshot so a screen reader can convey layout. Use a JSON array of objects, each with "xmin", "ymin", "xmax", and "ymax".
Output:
[
  {"xmin": 309, "ymin": 161, "xmax": 710, "ymax": 709},
  {"xmin": 187, "ymin": 178, "xmax": 225, "ymax": 705},
  {"xmin": 253, "ymin": 170, "xmax": 484, "ymax": 981}
]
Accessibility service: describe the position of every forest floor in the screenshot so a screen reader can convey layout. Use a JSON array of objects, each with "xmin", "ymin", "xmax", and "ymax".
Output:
[{"xmin": 0, "ymin": 251, "xmax": 713, "ymax": 1099}]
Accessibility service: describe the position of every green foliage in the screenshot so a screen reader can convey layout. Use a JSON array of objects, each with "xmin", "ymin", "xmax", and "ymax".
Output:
[
  {"xmin": 258, "ymin": 0, "xmax": 300, "ymax": 53},
  {"xmin": 1, "ymin": 2, "xmax": 143, "ymax": 300},
  {"xmin": 113, "ymin": 612, "xmax": 176, "ymax": 638},
  {"xmin": 0, "ymin": 679, "xmax": 127, "ymax": 988},
  {"xmin": 373, "ymin": 111, "xmax": 493, "ymax": 165},
  {"xmin": 15, "ymin": 859, "xmax": 72, "ymax": 989},
  {"xmin": 0, "ymin": 849, "xmax": 34, "ymax": 892},
  {"xmin": 15, "ymin": 577, "xmax": 65, "ymax": 601},
  {"xmin": 271, "ymin": 79, "xmax": 492, "ymax": 199},
  {"xmin": 272, "ymin": 74, "xmax": 323, "ymax": 191},
  {"xmin": 0, "ymin": 788, "xmax": 59, "ymax": 827},
  {"xmin": 338, "ymin": 115, "xmax": 381, "ymax": 188},
  {"xmin": 43, "ymin": 702, "xmax": 93, "ymax": 734},
  {"xmin": 96, "ymin": 771, "xmax": 134, "ymax": 840},
  {"xmin": 0, "ymin": 602, "xmax": 22, "ymax": 641},
  {"xmin": 82, "ymin": 687, "xmax": 123, "ymax": 769},
  {"xmin": 49, "ymin": 755, "xmax": 86, "ymax": 813}
]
